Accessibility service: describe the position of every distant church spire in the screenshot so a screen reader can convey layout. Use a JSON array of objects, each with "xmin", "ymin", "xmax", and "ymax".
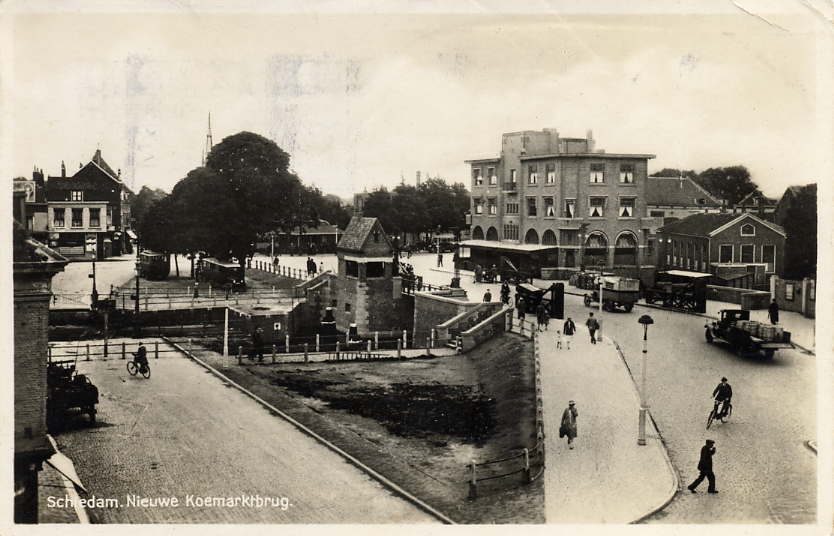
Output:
[{"xmin": 202, "ymin": 112, "xmax": 214, "ymax": 165}]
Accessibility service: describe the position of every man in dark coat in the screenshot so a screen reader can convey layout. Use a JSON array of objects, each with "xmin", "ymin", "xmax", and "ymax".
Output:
[
  {"xmin": 768, "ymin": 299, "xmax": 780, "ymax": 324},
  {"xmin": 687, "ymin": 439, "xmax": 718, "ymax": 493}
]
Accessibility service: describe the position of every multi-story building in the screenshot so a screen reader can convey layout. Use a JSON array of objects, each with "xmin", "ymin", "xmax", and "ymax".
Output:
[
  {"xmin": 463, "ymin": 128, "xmax": 660, "ymax": 281},
  {"xmin": 45, "ymin": 149, "xmax": 132, "ymax": 259},
  {"xmin": 12, "ymin": 168, "xmax": 49, "ymax": 242}
]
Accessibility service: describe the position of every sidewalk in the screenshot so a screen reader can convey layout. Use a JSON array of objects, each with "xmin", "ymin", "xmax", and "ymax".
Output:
[{"xmin": 538, "ymin": 324, "xmax": 677, "ymax": 523}]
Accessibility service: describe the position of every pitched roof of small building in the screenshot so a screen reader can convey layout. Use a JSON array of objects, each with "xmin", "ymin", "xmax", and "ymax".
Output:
[
  {"xmin": 736, "ymin": 189, "xmax": 776, "ymax": 207},
  {"xmin": 646, "ymin": 176, "xmax": 722, "ymax": 207},
  {"xmin": 659, "ymin": 212, "xmax": 785, "ymax": 237},
  {"xmin": 337, "ymin": 216, "xmax": 391, "ymax": 252}
]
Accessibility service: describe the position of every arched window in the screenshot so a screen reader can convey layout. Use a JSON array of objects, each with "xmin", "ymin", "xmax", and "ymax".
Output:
[
  {"xmin": 542, "ymin": 230, "xmax": 557, "ymax": 245},
  {"xmin": 614, "ymin": 232, "xmax": 638, "ymax": 248},
  {"xmin": 486, "ymin": 226, "xmax": 499, "ymax": 241},
  {"xmin": 472, "ymin": 226, "xmax": 484, "ymax": 240},
  {"xmin": 524, "ymin": 228, "xmax": 540, "ymax": 244},
  {"xmin": 585, "ymin": 231, "xmax": 608, "ymax": 249}
]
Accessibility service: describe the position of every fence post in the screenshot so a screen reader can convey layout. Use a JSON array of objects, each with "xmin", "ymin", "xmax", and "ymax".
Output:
[
  {"xmin": 209, "ymin": 283, "xmax": 212, "ymax": 297},
  {"xmin": 316, "ymin": 334, "xmax": 320, "ymax": 352},
  {"xmin": 374, "ymin": 331, "xmax": 379, "ymax": 350},
  {"xmin": 103, "ymin": 340, "xmax": 108, "ymax": 359},
  {"xmin": 121, "ymin": 342, "xmax": 126, "ymax": 360},
  {"xmin": 367, "ymin": 340, "xmax": 372, "ymax": 354},
  {"xmin": 272, "ymin": 286, "xmax": 275, "ymax": 297},
  {"xmin": 430, "ymin": 328, "xmax": 435, "ymax": 348},
  {"xmin": 426, "ymin": 337, "xmax": 431, "ymax": 356},
  {"xmin": 155, "ymin": 341, "xmax": 159, "ymax": 359},
  {"xmin": 304, "ymin": 343, "xmax": 309, "ymax": 363},
  {"xmin": 523, "ymin": 448, "xmax": 531, "ymax": 483},
  {"xmin": 397, "ymin": 339, "xmax": 402, "ymax": 359},
  {"xmin": 144, "ymin": 295, "xmax": 149, "ymax": 311},
  {"xmin": 86, "ymin": 344, "xmax": 90, "ymax": 361},
  {"xmin": 403, "ymin": 329, "xmax": 408, "ymax": 349},
  {"xmin": 272, "ymin": 344, "xmax": 276, "ymax": 364},
  {"xmin": 237, "ymin": 345, "xmax": 242, "ymax": 365},
  {"xmin": 285, "ymin": 334, "xmax": 290, "ymax": 353},
  {"xmin": 468, "ymin": 461, "xmax": 478, "ymax": 499},
  {"xmin": 336, "ymin": 340, "xmax": 340, "ymax": 359}
]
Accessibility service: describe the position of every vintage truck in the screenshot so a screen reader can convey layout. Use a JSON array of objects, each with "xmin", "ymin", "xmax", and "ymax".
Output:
[
  {"xmin": 583, "ymin": 276, "xmax": 640, "ymax": 312},
  {"xmin": 706, "ymin": 309, "xmax": 793, "ymax": 360},
  {"xmin": 47, "ymin": 359, "xmax": 99, "ymax": 431}
]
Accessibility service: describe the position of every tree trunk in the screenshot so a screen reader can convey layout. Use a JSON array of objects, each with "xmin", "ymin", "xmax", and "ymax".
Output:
[
  {"xmin": 174, "ymin": 254, "xmax": 180, "ymax": 277},
  {"xmin": 239, "ymin": 257, "xmax": 247, "ymax": 284},
  {"xmin": 190, "ymin": 255, "xmax": 194, "ymax": 278}
]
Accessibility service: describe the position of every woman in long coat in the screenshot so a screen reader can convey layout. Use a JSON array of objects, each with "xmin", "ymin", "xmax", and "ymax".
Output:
[{"xmin": 561, "ymin": 401, "xmax": 579, "ymax": 449}]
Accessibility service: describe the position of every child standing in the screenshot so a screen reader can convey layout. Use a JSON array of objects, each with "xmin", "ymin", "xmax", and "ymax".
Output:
[{"xmin": 556, "ymin": 330, "xmax": 562, "ymax": 350}]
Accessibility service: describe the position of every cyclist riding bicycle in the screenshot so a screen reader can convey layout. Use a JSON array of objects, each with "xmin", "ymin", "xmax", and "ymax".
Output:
[
  {"xmin": 133, "ymin": 342, "xmax": 149, "ymax": 370},
  {"xmin": 712, "ymin": 377, "xmax": 732, "ymax": 419}
]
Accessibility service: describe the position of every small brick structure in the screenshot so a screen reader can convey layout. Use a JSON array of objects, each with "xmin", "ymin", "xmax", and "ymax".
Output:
[{"xmin": 771, "ymin": 275, "xmax": 815, "ymax": 318}]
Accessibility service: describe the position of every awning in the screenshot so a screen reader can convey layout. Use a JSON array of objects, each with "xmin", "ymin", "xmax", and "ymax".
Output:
[
  {"xmin": 459, "ymin": 240, "xmax": 558, "ymax": 253},
  {"xmin": 126, "ymin": 229, "xmax": 138, "ymax": 240},
  {"xmin": 46, "ymin": 436, "xmax": 87, "ymax": 493}
]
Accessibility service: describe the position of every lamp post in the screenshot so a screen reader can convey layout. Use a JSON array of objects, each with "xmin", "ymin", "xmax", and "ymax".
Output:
[
  {"xmin": 637, "ymin": 314, "xmax": 654, "ymax": 445},
  {"xmin": 89, "ymin": 261, "xmax": 98, "ymax": 306}
]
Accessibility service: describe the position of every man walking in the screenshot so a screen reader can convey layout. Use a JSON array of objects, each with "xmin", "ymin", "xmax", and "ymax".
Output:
[
  {"xmin": 688, "ymin": 439, "xmax": 718, "ymax": 493},
  {"xmin": 768, "ymin": 299, "xmax": 780, "ymax": 324},
  {"xmin": 483, "ymin": 289, "xmax": 492, "ymax": 302},
  {"xmin": 562, "ymin": 317, "xmax": 576, "ymax": 349},
  {"xmin": 560, "ymin": 400, "xmax": 579, "ymax": 449},
  {"xmin": 586, "ymin": 312, "xmax": 600, "ymax": 344},
  {"xmin": 437, "ymin": 252, "xmax": 444, "ymax": 267}
]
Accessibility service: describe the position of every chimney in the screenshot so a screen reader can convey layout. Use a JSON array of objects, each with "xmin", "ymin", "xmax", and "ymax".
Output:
[
  {"xmin": 94, "ymin": 148, "xmax": 102, "ymax": 163},
  {"xmin": 586, "ymin": 129, "xmax": 595, "ymax": 152},
  {"xmin": 61, "ymin": 160, "xmax": 66, "ymax": 177}
]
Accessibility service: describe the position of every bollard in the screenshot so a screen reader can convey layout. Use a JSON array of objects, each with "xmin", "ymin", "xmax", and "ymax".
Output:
[
  {"xmin": 144, "ymin": 295, "xmax": 149, "ymax": 311},
  {"xmin": 304, "ymin": 343, "xmax": 309, "ymax": 363},
  {"xmin": 209, "ymin": 283, "xmax": 212, "ymax": 297},
  {"xmin": 367, "ymin": 340, "xmax": 372, "ymax": 354},
  {"xmin": 430, "ymin": 328, "xmax": 436, "ymax": 348},
  {"xmin": 374, "ymin": 331, "xmax": 379, "ymax": 350},
  {"xmin": 188, "ymin": 338, "xmax": 192, "ymax": 355},
  {"xmin": 285, "ymin": 334, "xmax": 290, "ymax": 353},
  {"xmin": 426, "ymin": 337, "xmax": 431, "ymax": 356},
  {"xmin": 336, "ymin": 340, "xmax": 340, "ymax": 359},
  {"xmin": 272, "ymin": 344, "xmax": 276, "ymax": 364},
  {"xmin": 523, "ymin": 448, "xmax": 531, "ymax": 483},
  {"xmin": 103, "ymin": 340, "xmax": 108, "ymax": 359},
  {"xmin": 122, "ymin": 342, "xmax": 126, "ymax": 360},
  {"xmin": 85, "ymin": 344, "xmax": 90, "ymax": 361},
  {"xmin": 155, "ymin": 341, "xmax": 159, "ymax": 359},
  {"xmin": 397, "ymin": 339, "xmax": 402, "ymax": 359},
  {"xmin": 403, "ymin": 329, "xmax": 408, "ymax": 349},
  {"xmin": 468, "ymin": 461, "xmax": 478, "ymax": 499},
  {"xmin": 237, "ymin": 345, "xmax": 242, "ymax": 365},
  {"xmin": 316, "ymin": 334, "xmax": 320, "ymax": 352}
]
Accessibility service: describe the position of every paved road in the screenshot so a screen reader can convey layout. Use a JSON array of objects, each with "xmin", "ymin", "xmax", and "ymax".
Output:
[
  {"xmin": 53, "ymin": 347, "xmax": 437, "ymax": 523},
  {"xmin": 51, "ymin": 253, "xmax": 138, "ymax": 307}
]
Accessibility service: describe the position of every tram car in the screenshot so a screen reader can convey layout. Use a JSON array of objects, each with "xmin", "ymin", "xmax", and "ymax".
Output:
[
  {"xmin": 137, "ymin": 250, "xmax": 170, "ymax": 280},
  {"xmin": 583, "ymin": 276, "xmax": 640, "ymax": 312},
  {"xmin": 197, "ymin": 257, "xmax": 247, "ymax": 292},
  {"xmin": 643, "ymin": 269, "xmax": 709, "ymax": 313}
]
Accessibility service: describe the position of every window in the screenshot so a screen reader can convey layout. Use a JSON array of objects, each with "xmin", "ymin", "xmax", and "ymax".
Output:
[
  {"xmin": 488, "ymin": 198, "xmax": 497, "ymax": 215},
  {"xmin": 107, "ymin": 206, "xmax": 113, "ymax": 226},
  {"xmin": 510, "ymin": 169, "xmax": 517, "ymax": 183},
  {"xmin": 527, "ymin": 197, "xmax": 537, "ymax": 217},
  {"xmin": 648, "ymin": 239, "xmax": 654, "ymax": 257},
  {"xmin": 762, "ymin": 245, "xmax": 775, "ymax": 272},
  {"xmin": 372, "ymin": 230, "xmax": 380, "ymax": 243},
  {"xmin": 741, "ymin": 244, "xmax": 754, "ymax": 263},
  {"xmin": 503, "ymin": 223, "xmax": 519, "ymax": 241},
  {"xmin": 506, "ymin": 202, "xmax": 519, "ymax": 214},
  {"xmin": 619, "ymin": 164, "xmax": 634, "ymax": 184},
  {"xmin": 564, "ymin": 199, "xmax": 576, "ymax": 218},
  {"xmin": 650, "ymin": 210, "xmax": 665, "ymax": 218},
  {"xmin": 53, "ymin": 208, "xmax": 65, "ymax": 227},
  {"xmin": 475, "ymin": 199, "xmax": 484, "ymax": 214},
  {"xmin": 588, "ymin": 197, "xmax": 605, "ymax": 217},
  {"xmin": 545, "ymin": 163, "xmax": 556, "ymax": 184},
  {"xmin": 70, "ymin": 190, "xmax": 83, "ymax": 201},
  {"xmin": 487, "ymin": 167, "xmax": 497, "ymax": 185},
  {"xmin": 544, "ymin": 197, "xmax": 555, "ymax": 217},
  {"xmin": 619, "ymin": 197, "xmax": 635, "ymax": 218},
  {"xmin": 784, "ymin": 283, "xmax": 794, "ymax": 301},
  {"xmin": 472, "ymin": 168, "xmax": 483, "ymax": 186},
  {"xmin": 345, "ymin": 302, "xmax": 352, "ymax": 312},
  {"xmin": 71, "ymin": 208, "xmax": 83, "ymax": 228},
  {"xmin": 809, "ymin": 280, "xmax": 815, "ymax": 300},
  {"xmin": 345, "ymin": 260, "xmax": 359, "ymax": 277},
  {"xmin": 528, "ymin": 165, "xmax": 538, "ymax": 184},
  {"xmin": 719, "ymin": 244, "xmax": 733, "ymax": 263},
  {"xmin": 366, "ymin": 262, "xmax": 385, "ymax": 278},
  {"xmin": 590, "ymin": 163, "xmax": 605, "ymax": 183},
  {"xmin": 89, "ymin": 208, "xmax": 101, "ymax": 227},
  {"xmin": 740, "ymin": 223, "xmax": 755, "ymax": 236}
]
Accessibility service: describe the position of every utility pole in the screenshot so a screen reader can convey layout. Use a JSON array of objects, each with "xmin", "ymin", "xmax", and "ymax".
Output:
[
  {"xmin": 89, "ymin": 261, "xmax": 98, "ymax": 306},
  {"xmin": 132, "ymin": 250, "xmax": 141, "ymax": 337}
]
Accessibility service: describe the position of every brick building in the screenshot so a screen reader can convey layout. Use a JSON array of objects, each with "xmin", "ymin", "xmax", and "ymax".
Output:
[
  {"xmin": 658, "ymin": 212, "xmax": 785, "ymax": 289},
  {"xmin": 646, "ymin": 175, "xmax": 723, "ymax": 221},
  {"xmin": 333, "ymin": 217, "xmax": 410, "ymax": 337},
  {"xmin": 13, "ymin": 225, "xmax": 68, "ymax": 522},
  {"xmin": 45, "ymin": 149, "xmax": 132, "ymax": 259},
  {"xmin": 463, "ymin": 128, "xmax": 661, "ymax": 281},
  {"xmin": 734, "ymin": 189, "xmax": 777, "ymax": 220},
  {"xmin": 13, "ymin": 168, "xmax": 49, "ymax": 242}
]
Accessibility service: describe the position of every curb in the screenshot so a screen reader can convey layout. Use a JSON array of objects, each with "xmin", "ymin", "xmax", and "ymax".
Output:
[
  {"xmin": 609, "ymin": 337, "xmax": 681, "ymax": 524},
  {"xmin": 805, "ymin": 440, "xmax": 817, "ymax": 454},
  {"xmin": 161, "ymin": 337, "xmax": 456, "ymax": 525}
]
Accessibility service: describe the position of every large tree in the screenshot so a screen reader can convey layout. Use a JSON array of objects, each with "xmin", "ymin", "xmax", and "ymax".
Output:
[
  {"xmin": 782, "ymin": 184, "xmax": 817, "ymax": 279},
  {"xmin": 131, "ymin": 185, "xmax": 169, "ymax": 230},
  {"xmin": 692, "ymin": 166, "xmax": 756, "ymax": 205},
  {"xmin": 362, "ymin": 188, "xmax": 400, "ymax": 234}
]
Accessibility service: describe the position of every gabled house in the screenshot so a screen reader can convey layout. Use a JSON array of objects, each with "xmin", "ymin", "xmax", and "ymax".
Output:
[
  {"xmin": 734, "ymin": 189, "xmax": 777, "ymax": 219},
  {"xmin": 45, "ymin": 149, "xmax": 132, "ymax": 259},
  {"xmin": 658, "ymin": 212, "xmax": 786, "ymax": 288},
  {"xmin": 646, "ymin": 175, "xmax": 723, "ymax": 221}
]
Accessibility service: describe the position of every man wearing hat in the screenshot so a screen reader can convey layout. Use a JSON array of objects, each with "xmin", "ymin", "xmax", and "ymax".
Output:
[
  {"xmin": 687, "ymin": 439, "xmax": 718, "ymax": 493},
  {"xmin": 560, "ymin": 400, "xmax": 579, "ymax": 450}
]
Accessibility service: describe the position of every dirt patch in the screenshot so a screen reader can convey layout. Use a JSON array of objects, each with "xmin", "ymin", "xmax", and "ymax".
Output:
[{"xmin": 198, "ymin": 334, "xmax": 543, "ymax": 524}]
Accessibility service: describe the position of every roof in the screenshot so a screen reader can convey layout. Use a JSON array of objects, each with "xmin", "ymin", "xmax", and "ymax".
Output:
[
  {"xmin": 337, "ymin": 216, "xmax": 390, "ymax": 252},
  {"xmin": 91, "ymin": 149, "xmax": 120, "ymax": 180},
  {"xmin": 459, "ymin": 239, "xmax": 558, "ymax": 252},
  {"xmin": 520, "ymin": 152, "xmax": 655, "ymax": 161},
  {"xmin": 646, "ymin": 176, "xmax": 722, "ymax": 207},
  {"xmin": 660, "ymin": 270, "xmax": 712, "ymax": 279},
  {"xmin": 659, "ymin": 212, "xmax": 786, "ymax": 238},
  {"xmin": 736, "ymin": 189, "xmax": 776, "ymax": 207},
  {"xmin": 464, "ymin": 157, "xmax": 501, "ymax": 164}
]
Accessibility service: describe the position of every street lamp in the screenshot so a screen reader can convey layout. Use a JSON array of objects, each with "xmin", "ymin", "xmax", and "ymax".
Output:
[{"xmin": 637, "ymin": 314, "xmax": 654, "ymax": 446}]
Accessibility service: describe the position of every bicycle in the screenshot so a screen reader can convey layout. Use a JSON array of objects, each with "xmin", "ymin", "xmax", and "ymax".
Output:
[
  {"xmin": 706, "ymin": 399, "xmax": 732, "ymax": 429},
  {"xmin": 127, "ymin": 355, "xmax": 151, "ymax": 379}
]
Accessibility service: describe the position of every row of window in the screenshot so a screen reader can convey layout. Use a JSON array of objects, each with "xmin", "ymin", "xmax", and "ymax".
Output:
[
  {"xmin": 52, "ymin": 207, "xmax": 112, "ymax": 228},
  {"xmin": 473, "ymin": 163, "xmax": 636, "ymax": 186},
  {"xmin": 666, "ymin": 241, "xmax": 776, "ymax": 272},
  {"xmin": 474, "ymin": 196, "xmax": 636, "ymax": 218}
]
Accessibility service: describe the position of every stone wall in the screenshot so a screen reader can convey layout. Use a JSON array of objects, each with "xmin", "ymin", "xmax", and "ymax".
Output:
[
  {"xmin": 412, "ymin": 292, "xmax": 475, "ymax": 344},
  {"xmin": 706, "ymin": 285, "xmax": 770, "ymax": 310},
  {"xmin": 772, "ymin": 276, "xmax": 815, "ymax": 318}
]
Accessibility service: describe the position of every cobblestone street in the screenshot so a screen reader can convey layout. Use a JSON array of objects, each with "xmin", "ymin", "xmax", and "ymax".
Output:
[{"xmin": 50, "ymin": 345, "xmax": 437, "ymax": 523}]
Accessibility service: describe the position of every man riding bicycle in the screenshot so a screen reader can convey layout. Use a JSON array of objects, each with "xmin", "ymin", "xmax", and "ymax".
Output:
[
  {"xmin": 133, "ymin": 342, "xmax": 149, "ymax": 370},
  {"xmin": 712, "ymin": 377, "xmax": 732, "ymax": 419}
]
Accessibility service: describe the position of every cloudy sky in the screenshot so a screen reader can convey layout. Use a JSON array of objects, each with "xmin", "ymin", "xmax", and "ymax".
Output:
[{"xmin": 4, "ymin": 1, "xmax": 831, "ymax": 199}]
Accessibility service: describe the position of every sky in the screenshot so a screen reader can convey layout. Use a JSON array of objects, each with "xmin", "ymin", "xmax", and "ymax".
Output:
[{"xmin": 3, "ymin": 2, "xmax": 832, "ymax": 199}]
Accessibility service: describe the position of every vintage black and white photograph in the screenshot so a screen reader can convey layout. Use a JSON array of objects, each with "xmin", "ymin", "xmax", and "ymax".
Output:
[{"xmin": 4, "ymin": 0, "xmax": 831, "ymax": 530}]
